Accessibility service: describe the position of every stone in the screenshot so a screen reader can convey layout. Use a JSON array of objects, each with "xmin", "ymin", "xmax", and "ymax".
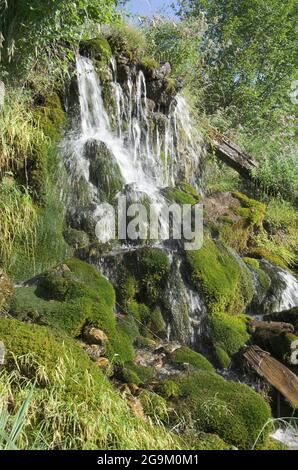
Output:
[
  {"xmin": 83, "ymin": 343, "xmax": 104, "ymax": 361},
  {"xmin": 83, "ymin": 327, "xmax": 108, "ymax": 346}
]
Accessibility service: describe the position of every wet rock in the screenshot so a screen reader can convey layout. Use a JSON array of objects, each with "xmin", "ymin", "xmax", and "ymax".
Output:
[
  {"xmin": 83, "ymin": 327, "xmax": 108, "ymax": 346},
  {"xmin": 84, "ymin": 139, "xmax": 124, "ymax": 202}
]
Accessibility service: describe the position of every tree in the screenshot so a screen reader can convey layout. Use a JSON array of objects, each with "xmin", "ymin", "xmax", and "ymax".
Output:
[{"xmin": 176, "ymin": 0, "xmax": 298, "ymax": 129}]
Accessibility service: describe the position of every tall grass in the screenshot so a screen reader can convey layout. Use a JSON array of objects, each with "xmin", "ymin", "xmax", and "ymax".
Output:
[
  {"xmin": 0, "ymin": 354, "xmax": 184, "ymax": 450},
  {"xmin": 0, "ymin": 176, "xmax": 37, "ymax": 269}
]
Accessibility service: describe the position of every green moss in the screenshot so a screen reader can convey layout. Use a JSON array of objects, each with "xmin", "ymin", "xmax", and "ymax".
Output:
[
  {"xmin": 117, "ymin": 269, "xmax": 137, "ymax": 308},
  {"xmin": 80, "ymin": 37, "xmax": 112, "ymax": 62},
  {"xmin": 243, "ymin": 257, "xmax": 260, "ymax": 270},
  {"xmin": 252, "ymin": 327, "xmax": 298, "ymax": 370},
  {"xmin": 117, "ymin": 315, "xmax": 140, "ymax": 341},
  {"xmin": 136, "ymin": 248, "xmax": 170, "ymax": 305},
  {"xmin": 163, "ymin": 182, "xmax": 201, "ymax": 206},
  {"xmin": 148, "ymin": 307, "xmax": 167, "ymax": 337},
  {"xmin": 139, "ymin": 390, "xmax": 168, "ymax": 423},
  {"xmin": 208, "ymin": 313, "xmax": 249, "ymax": 361},
  {"xmin": 247, "ymin": 247, "xmax": 286, "ymax": 268},
  {"xmin": 33, "ymin": 92, "xmax": 66, "ymax": 141},
  {"xmin": 117, "ymin": 361, "xmax": 155, "ymax": 386},
  {"xmin": 232, "ymin": 192, "xmax": 266, "ymax": 227},
  {"xmin": 155, "ymin": 380, "xmax": 180, "ymax": 399},
  {"xmin": 214, "ymin": 344, "xmax": 231, "ymax": 369},
  {"xmin": 165, "ymin": 78, "xmax": 176, "ymax": 94},
  {"xmin": 9, "ymin": 259, "xmax": 134, "ymax": 363},
  {"xmin": 185, "ymin": 432, "xmax": 231, "ymax": 450},
  {"xmin": 186, "ymin": 236, "xmax": 254, "ymax": 315},
  {"xmin": 140, "ymin": 56, "xmax": 159, "ymax": 74},
  {"xmin": 63, "ymin": 228, "xmax": 90, "ymax": 250},
  {"xmin": 266, "ymin": 307, "xmax": 298, "ymax": 334},
  {"xmin": 169, "ymin": 347, "xmax": 215, "ymax": 372},
  {"xmin": 170, "ymin": 371, "xmax": 272, "ymax": 450}
]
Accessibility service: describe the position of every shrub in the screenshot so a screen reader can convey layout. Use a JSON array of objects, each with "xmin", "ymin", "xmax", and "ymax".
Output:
[{"xmin": 168, "ymin": 347, "xmax": 215, "ymax": 372}]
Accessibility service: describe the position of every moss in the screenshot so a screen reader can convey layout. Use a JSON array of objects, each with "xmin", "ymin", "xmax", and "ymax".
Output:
[
  {"xmin": 214, "ymin": 344, "xmax": 231, "ymax": 369},
  {"xmin": 185, "ymin": 432, "xmax": 231, "ymax": 450},
  {"xmin": 186, "ymin": 236, "xmax": 254, "ymax": 315},
  {"xmin": 155, "ymin": 380, "xmax": 180, "ymax": 399},
  {"xmin": 134, "ymin": 336, "xmax": 157, "ymax": 349},
  {"xmin": 243, "ymin": 257, "xmax": 260, "ymax": 270},
  {"xmin": 140, "ymin": 56, "xmax": 159, "ymax": 74},
  {"xmin": 165, "ymin": 78, "xmax": 176, "ymax": 94},
  {"xmin": 117, "ymin": 315, "xmax": 140, "ymax": 341},
  {"xmin": 33, "ymin": 92, "xmax": 66, "ymax": 141},
  {"xmin": 9, "ymin": 259, "xmax": 134, "ymax": 364},
  {"xmin": 63, "ymin": 228, "xmax": 90, "ymax": 250},
  {"xmin": 139, "ymin": 390, "xmax": 168, "ymax": 423},
  {"xmin": 208, "ymin": 313, "xmax": 249, "ymax": 361},
  {"xmin": 247, "ymin": 247, "xmax": 286, "ymax": 268},
  {"xmin": 163, "ymin": 182, "xmax": 201, "ymax": 206},
  {"xmin": 169, "ymin": 371, "xmax": 272, "ymax": 450},
  {"xmin": 117, "ymin": 269, "xmax": 137, "ymax": 308},
  {"xmin": 252, "ymin": 327, "xmax": 298, "ymax": 369},
  {"xmin": 117, "ymin": 361, "xmax": 155, "ymax": 386},
  {"xmin": 168, "ymin": 347, "xmax": 215, "ymax": 372},
  {"xmin": 135, "ymin": 248, "xmax": 170, "ymax": 305},
  {"xmin": 232, "ymin": 192, "xmax": 266, "ymax": 227},
  {"xmin": 148, "ymin": 307, "xmax": 167, "ymax": 337},
  {"xmin": 79, "ymin": 37, "xmax": 112, "ymax": 62}
]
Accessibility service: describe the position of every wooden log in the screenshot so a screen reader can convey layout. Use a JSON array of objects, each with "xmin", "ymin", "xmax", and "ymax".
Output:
[
  {"xmin": 248, "ymin": 319, "xmax": 294, "ymax": 334},
  {"xmin": 244, "ymin": 345, "xmax": 298, "ymax": 408},
  {"xmin": 206, "ymin": 126, "xmax": 258, "ymax": 178}
]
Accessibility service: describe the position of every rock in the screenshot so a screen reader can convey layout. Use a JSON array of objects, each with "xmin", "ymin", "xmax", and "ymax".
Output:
[
  {"xmin": 0, "ymin": 270, "xmax": 12, "ymax": 310},
  {"xmin": 96, "ymin": 357, "xmax": 113, "ymax": 376},
  {"xmin": 83, "ymin": 343, "xmax": 104, "ymax": 361},
  {"xmin": 83, "ymin": 327, "xmax": 108, "ymax": 346},
  {"xmin": 84, "ymin": 139, "xmax": 124, "ymax": 202}
]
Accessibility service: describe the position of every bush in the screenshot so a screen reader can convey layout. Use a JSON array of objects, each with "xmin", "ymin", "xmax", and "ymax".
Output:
[
  {"xmin": 168, "ymin": 347, "xmax": 214, "ymax": 372},
  {"xmin": 170, "ymin": 371, "xmax": 272, "ymax": 450}
]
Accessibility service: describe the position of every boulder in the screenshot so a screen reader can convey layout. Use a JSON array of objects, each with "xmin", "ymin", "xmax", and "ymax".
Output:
[{"xmin": 83, "ymin": 327, "xmax": 108, "ymax": 346}]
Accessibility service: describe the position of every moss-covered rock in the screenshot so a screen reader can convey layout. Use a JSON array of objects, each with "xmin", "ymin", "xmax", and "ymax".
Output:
[
  {"xmin": 84, "ymin": 140, "xmax": 124, "ymax": 203},
  {"xmin": 208, "ymin": 313, "xmax": 250, "ymax": 366},
  {"xmin": 186, "ymin": 236, "xmax": 254, "ymax": 315},
  {"xmin": 247, "ymin": 247, "xmax": 286, "ymax": 269},
  {"xmin": 213, "ymin": 344, "xmax": 232, "ymax": 369},
  {"xmin": 163, "ymin": 371, "xmax": 272, "ymax": 450},
  {"xmin": 163, "ymin": 182, "xmax": 201, "ymax": 206},
  {"xmin": 266, "ymin": 307, "xmax": 298, "ymax": 334},
  {"xmin": 9, "ymin": 259, "xmax": 134, "ymax": 364},
  {"xmin": 33, "ymin": 92, "xmax": 66, "ymax": 141},
  {"xmin": 79, "ymin": 37, "xmax": 112, "ymax": 62},
  {"xmin": 0, "ymin": 270, "xmax": 12, "ymax": 310},
  {"xmin": 116, "ymin": 361, "xmax": 155, "ymax": 386},
  {"xmin": 168, "ymin": 347, "xmax": 215, "ymax": 372},
  {"xmin": 63, "ymin": 227, "xmax": 90, "ymax": 250},
  {"xmin": 155, "ymin": 380, "xmax": 180, "ymax": 399}
]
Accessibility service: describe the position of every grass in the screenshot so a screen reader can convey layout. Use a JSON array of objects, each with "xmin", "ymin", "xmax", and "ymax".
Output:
[
  {"xmin": 0, "ymin": 176, "xmax": 37, "ymax": 270},
  {"xmin": 0, "ymin": 88, "xmax": 46, "ymax": 174}
]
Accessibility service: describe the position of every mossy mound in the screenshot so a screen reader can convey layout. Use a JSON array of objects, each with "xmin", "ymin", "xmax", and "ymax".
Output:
[
  {"xmin": 247, "ymin": 247, "xmax": 286, "ymax": 269},
  {"xmin": 161, "ymin": 371, "xmax": 272, "ymax": 450},
  {"xmin": 139, "ymin": 390, "xmax": 169, "ymax": 423},
  {"xmin": 9, "ymin": 259, "xmax": 134, "ymax": 363},
  {"xmin": 154, "ymin": 380, "xmax": 180, "ymax": 399},
  {"xmin": 163, "ymin": 182, "xmax": 201, "ymax": 206},
  {"xmin": 185, "ymin": 432, "xmax": 231, "ymax": 450},
  {"xmin": 79, "ymin": 37, "xmax": 112, "ymax": 62},
  {"xmin": 208, "ymin": 313, "xmax": 250, "ymax": 366},
  {"xmin": 0, "ymin": 317, "xmax": 185, "ymax": 450},
  {"xmin": 168, "ymin": 347, "xmax": 215, "ymax": 372},
  {"xmin": 186, "ymin": 236, "xmax": 254, "ymax": 315},
  {"xmin": 116, "ymin": 361, "xmax": 155, "ymax": 386},
  {"xmin": 33, "ymin": 92, "xmax": 66, "ymax": 141}
]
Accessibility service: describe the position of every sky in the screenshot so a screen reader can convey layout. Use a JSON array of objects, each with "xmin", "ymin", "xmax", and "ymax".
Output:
[{"xmin": 124, "ymin": 0, "xmax": 177, "ymax": 19}]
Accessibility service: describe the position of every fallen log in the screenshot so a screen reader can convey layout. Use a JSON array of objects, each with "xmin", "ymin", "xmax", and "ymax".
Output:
[
  {"xmin": 244, "ymin": 345, "xmax": 298, "ymax": 409},
  {"xmin": 207, "ymin": 126, "xmax": 258, "ymax": 178},
  {"xmin": 248, "ymin": 319, "xmax": 294, "ymax": 334}
]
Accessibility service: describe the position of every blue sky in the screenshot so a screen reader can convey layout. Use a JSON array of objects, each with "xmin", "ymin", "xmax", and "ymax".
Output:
[{"xmin": 124, "ymin": 0, "xmax": 177, "ymax": 18}]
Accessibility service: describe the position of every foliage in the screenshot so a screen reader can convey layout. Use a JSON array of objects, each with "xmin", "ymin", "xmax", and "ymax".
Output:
[{"xmin": 0, "ymin": 176, "xmax": 37, "ymax": 270}]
